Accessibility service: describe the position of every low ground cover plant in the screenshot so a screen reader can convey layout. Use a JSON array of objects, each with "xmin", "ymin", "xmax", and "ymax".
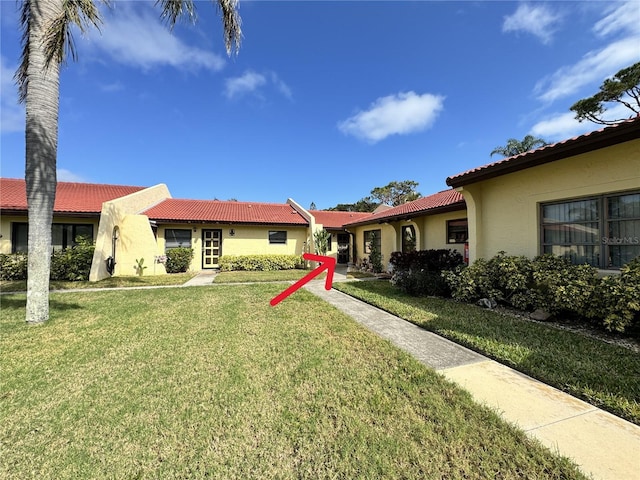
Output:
[{"xmin": 1, "ymin": 285, "xmax": 587, "ymax": 478}]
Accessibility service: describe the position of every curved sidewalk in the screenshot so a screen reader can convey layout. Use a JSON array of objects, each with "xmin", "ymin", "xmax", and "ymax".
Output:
[{"xmin": 304, "ymin": 280, "xmax": 640, "ymax": 480}]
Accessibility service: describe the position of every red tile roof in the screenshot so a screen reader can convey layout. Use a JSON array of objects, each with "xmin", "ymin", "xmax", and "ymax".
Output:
[
  {"xmin": 343, "ymin": 189, "xmax": 465, "ymax": 227},
  {"xmin": 309, "ymin": 210, "xmax": 373, "ymax": 229},
  {"xmin": 143, "ymin": 199, "xmax": 308, "ymax": 225},
  {"xmin": 447, "ymin": 117, "xmax": 640, "ymax": 188},
  {"xmin": 0, "ymin": 178, "xmax": 146, "ymax": 214}
]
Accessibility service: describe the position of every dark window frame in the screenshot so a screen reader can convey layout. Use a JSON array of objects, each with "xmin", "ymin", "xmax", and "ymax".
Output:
[
  {"xmin": 268, "ymin": 230, "xmax": 287, "ymax": 244},
  {"xmin": 540, "ymin": 190, "xmax": 640, "ymax": 269},
  {"xmin": 447, "ymin": 218, "xmax": 469, "ymax": 244},
  {"xmin": 11, "ymin": 222, "xmax": 94, "ymax": 253},
  {"xmin": 165, "ymin": 228, "xmax": 192, "ymax": 251}
]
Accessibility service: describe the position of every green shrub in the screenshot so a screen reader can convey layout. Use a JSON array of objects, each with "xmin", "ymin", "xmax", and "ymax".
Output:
[
  {"xmin": 0, "ymin": 253, "xmax": 28, "ymax": 281},
  {"xmin": 530, "ymin": 255, "xmax": 598, "ymax": 317},
  {"xmin": 218, "ymin": 254, "xmax": 303, "ymax": 272},
  {"xmin": 50, "ymin": 238, "xmax": 95, "ymax": 281},
  {"xmin": 391, "ymin": 249, "xmax": 464, "ymax": 296},
  {"xmin": 444, "ymin": 258, "xmax": 498, "ymax": 303},
  {"xmin": 165, "ymin": 247, "xmax": 194, "ymax": 273},
  {"xmin": 589, "ymin": 257, "xmax": 640, "ymax": 332}
]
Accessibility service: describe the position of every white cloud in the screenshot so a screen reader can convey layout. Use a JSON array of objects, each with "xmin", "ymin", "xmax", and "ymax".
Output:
[
  {"xmin": 502, "ymin": 4, "xmax": 561, "ymax": 44},
  {"xmin": 57, "ymin": 169, "xmax": 89, "ymax": 183},
  {"xmin": 534, "ymin": 36, "xmax": 640, "ymax": 103},
  {"xmin": 224, "ymin": 71, "xmax": 267, "ymax": 98},
  {"xmin": 1, "ymin": 56, "xmax": 24, "ymax": 133},
  {"xmin": 593, "ymin": 0, "xmax": 640, "ymax": 37},
  {"xmin": 224, "ymin": 70, "xmax": 293, "ymax": 100},
  {"xmin": 532, "ymin": 103, "xmax": 633, "ymax": 140},
  {"xmin": 99, "ymin": 81, "xmax": 124, "ymax": 93},
  {"xmin": 337, "ymin": 92, "xmax": 444, "ymax": 143},
  {"xmin": 87, "ymin": 4, "xmax": 225, "ymax": 72}
]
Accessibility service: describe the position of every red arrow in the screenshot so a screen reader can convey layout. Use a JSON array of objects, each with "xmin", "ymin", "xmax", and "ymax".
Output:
[{"xmin": 270, "ymin": 253, "xmax": 336, "ymax": 306}]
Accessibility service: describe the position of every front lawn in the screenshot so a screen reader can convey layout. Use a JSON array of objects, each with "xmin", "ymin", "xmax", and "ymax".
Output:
[
  {"xmin": 0, "ymin": 285, "xmax": 587, "ymax": 479},
  {"xmin": 0, "ymin": 273, "xmax": 196, "ymax": 293},
  {"xmin": 333, "ymin": 280, "xmax": 640, "ymax": 425}
]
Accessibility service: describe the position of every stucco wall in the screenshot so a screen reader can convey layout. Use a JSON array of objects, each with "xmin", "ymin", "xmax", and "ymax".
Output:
[
  {"xmin": 420, "ymin": 210, "xmax": 467, "ymax": 254},
  {"xmin": 458, "ymin": 139, "xmax": 640, "ymax": 263},
  {"xmin": 158, "ymin": 224, "xmax": 309, "ymax": 271},
  {"xmin": 90, "ymin": 184, "xmax": 171, "ymax": 281}
]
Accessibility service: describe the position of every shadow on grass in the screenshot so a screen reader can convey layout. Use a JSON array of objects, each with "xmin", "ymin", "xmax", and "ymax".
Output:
[{"xmin": 0, "ymin": 296, "xmax": 83, "ymax": 313}]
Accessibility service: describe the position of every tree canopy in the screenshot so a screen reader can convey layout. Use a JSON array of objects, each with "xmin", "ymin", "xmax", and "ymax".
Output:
[
  {"xmin": 570, "ymin": 62, "xmax": 640, "ymax": 126},
  {"xmin": 490, "ymin": 135, "xmax": 548, "ymax": 158},
  {"xmin": 328, "ymin": 180, "xmax": 421, "ymax": 211}
]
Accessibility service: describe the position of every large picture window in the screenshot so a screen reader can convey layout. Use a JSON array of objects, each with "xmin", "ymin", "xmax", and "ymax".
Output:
[
  {"xmin": 541, "ymin": 191, "xmax": 639, "ymax": 268},
  {"xmin": 165, "ymin": 229, "xmax": 192, "ymax": 250},
  {"xmin": 12, "ymin": 222, "xmax": 93, "ymax": 253},
  {"xmin": 364, "ymin": 229, "xmax": 381, "ymax": 254},
  {"xmin": 447, "ymin": 219, "xmax": 468, "ymax": 244},
  {"xmin": 269, "ymin": 230, "xmax": 287, "ymax": 244}
]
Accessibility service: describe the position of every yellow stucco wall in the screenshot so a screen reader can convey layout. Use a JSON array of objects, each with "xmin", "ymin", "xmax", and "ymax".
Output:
[
  {"xmin": 90, "ymin": 184, "xmax": 171, "ymax": 281},
  {"xmin": 158, "ymin": 224, "xmax": 309, "ymax": 271},
  {"xmin": 348, "ymin": 208, "xmax": 468, "ymax": 270},
  {"xmin": 0, "ymin": 215, "xmax": 99, "ymax": 254},
  {"xmin": 458, "ymin": 139, "xmax": 640, "ymax": 263}
]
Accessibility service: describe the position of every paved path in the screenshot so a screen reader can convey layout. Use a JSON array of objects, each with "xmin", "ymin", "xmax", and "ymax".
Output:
[{"xmin": 304, "ymin": 280, "xmax": 640, "ymax": 480}]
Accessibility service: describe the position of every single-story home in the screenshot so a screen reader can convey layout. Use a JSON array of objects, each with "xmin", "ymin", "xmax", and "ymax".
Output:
[
  {"xmin": 342, "ymin": 189, "xmax": 467, "ymax": 269},
  {"xmin": 2, "ymin": 117, "xmax": 638, "ymax": 281},
  {"xmin": 446, "ymin": 116, "xmax": 640, "ymax": 272},
  {"xmin": 0, "ymin": 179, "xmax": 371, "ymax": 281}
]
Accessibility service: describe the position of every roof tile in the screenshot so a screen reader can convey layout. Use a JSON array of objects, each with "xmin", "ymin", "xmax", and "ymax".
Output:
[
  {"xmin": 143, "ymin": 199, "xmax": 308, "ymax": 225},
  {"xmin": 0, "ymin": 178, "xmax": 146, "ymax": 213}
]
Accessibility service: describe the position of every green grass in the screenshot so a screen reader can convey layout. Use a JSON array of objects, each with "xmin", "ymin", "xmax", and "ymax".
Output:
[
  {"xmin": 1, "ymin": 285, "xmax": 587, "ymax": 479},
  {"xmin": 333, "ymin": 280, "xmax": 640, "ymax": 425},
  {"xmin": 0, "ymin": 273, "xmax": 196, "ymax": 293},
  {"xmin": 214, "ymin": 269, "xmax": 314, "ymax": 283}
]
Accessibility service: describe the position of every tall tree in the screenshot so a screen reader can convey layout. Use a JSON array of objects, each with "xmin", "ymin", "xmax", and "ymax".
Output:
[
  {"xmin": 570, "ymin": 62, "xmax": 640, "ymax": 125},
  {"xmin": 370, "ymin": 180, "xmax": 420, "ymax": 206},
  {"xmin": 16, "ymin": 0, "xmax": 242, "ymax": 324},
  {"xmin": 490, "ymin": 135, "xmax": 548, "ymax": 158}
]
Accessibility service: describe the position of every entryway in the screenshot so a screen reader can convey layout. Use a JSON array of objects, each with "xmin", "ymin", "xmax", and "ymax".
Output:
[
  {"xmin": 337, "ymin": 233, "xmax": 350, "ymax": 264},
  {"xmin": 202, "ymin": 229, "xmax": 222, "ymax": 269}
]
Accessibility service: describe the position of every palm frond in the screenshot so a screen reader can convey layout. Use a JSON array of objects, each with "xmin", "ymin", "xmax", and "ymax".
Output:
[
  {"xmin": 155, "ymin": 0, "xmax": 197, "ymax": 29},
  {"xmin": 216, "ymin": 0, "xmax": 242, "ymax": 55},
  {"xmin": 15, "ymin": 0, "xmax": 32, "ymax": 103},
  {"xmin": 42, "ymin": 0, "xmax": 107, "ymax": 66}
]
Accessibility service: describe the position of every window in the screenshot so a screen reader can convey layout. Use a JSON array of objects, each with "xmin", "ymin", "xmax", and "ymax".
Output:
[
  {"xmin": 402, "ymin": 225, "xmax": 416, "ymax": 253},
  {"xmin": 165, "ymin": 229, "xmax": 192, "ymax": 250},
  {"xmin": 12, "ymin": 222, "xmax": 93, "ymax": 253},
  {"xmin": 447, "ymin": 219, "xmax": 468, "ymax": 244},
  {"xmin": 541, "ymin": 191, "xmax": 640, "ymax": 268},
  {"xmin": 364, "ymin": 229, "xmax": 381, "ymax": 254},
  {"xmin": 269, "ymin": 230, "xmax": 287, "ymax": 244}
]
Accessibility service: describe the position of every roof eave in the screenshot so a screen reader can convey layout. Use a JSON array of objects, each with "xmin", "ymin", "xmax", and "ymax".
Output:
[
  {"xmin": 446, "ymin": 119, "xmax": 640, "ymax": 188},
  {"xmin": 343, "ymin": 201, "xmax": 466, "ymax": 228}
]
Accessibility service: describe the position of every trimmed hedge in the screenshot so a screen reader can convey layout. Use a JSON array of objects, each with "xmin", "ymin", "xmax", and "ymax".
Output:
[
  {"xmin": 219, "ymin": 254, "xmax": 303, "ymax": 272},
  {"xmin": 0, "ymin": 253, "xmax": 28, "ymax": 281},
  {"xmin": 443, "ymin": 252, "xmax": 640, "ymax": 334},
  {"xmin": 390, "ymin": 249, "xmax": 464, "ymax": 297},
  {"xmin": 165, "ymin": 247, "xmax": 194, "ymax": 273}
]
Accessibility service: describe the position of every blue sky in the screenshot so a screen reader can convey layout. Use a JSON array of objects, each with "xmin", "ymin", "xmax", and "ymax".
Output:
[{"xmin": 1, "ymin": 1, "xmax": 639, "ymax": 209}]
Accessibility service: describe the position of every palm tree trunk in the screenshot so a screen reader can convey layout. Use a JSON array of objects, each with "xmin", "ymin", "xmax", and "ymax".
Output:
[{"xmin": 24, "ymin": 0, "xmax": 62, "ymax": 324}]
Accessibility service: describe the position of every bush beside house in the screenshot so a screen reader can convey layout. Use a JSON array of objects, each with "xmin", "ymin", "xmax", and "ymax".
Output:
[
  {"xmin": 165, "ymin": 248, "xmax": 194, "ymax": 274},
  {"xmin": 442, "ymin": 252, "xmax": 640, "ymax": 334},
  {"xmin": 390, "ymin": 249, "xmax": 463, "ymax": 296},
  {"xmin": 219, "ymin": 254, "xmax": 303, "ymax": 271}
]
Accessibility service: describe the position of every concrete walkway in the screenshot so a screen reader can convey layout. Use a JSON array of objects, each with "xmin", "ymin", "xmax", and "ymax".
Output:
[{"xmin": 304, "ymin": 280, "xmax": 640, "ymax": 480}]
